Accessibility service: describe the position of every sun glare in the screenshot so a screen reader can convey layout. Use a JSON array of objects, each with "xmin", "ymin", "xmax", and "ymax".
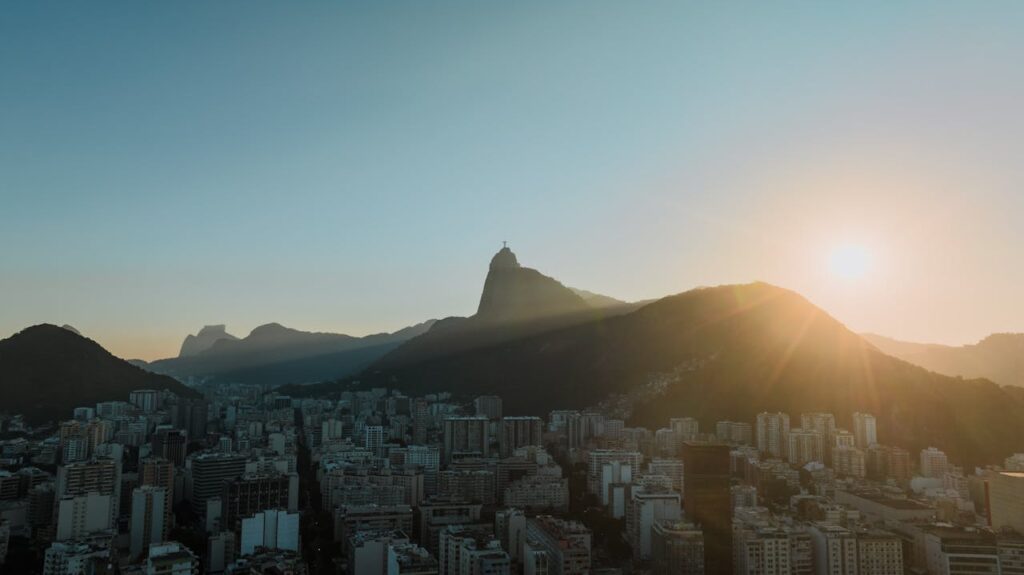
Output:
[{"xmin": 828, "ymin": 244, "xmax": 871, "ymax": 280}]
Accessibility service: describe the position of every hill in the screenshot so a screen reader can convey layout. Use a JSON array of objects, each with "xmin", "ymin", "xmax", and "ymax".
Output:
[
  {"xmin": 864, "ymin": 332, "xmax": 1024, "ymax": 388},
  {"xmin": 374, "ymin": 246, "xmax": 640, "ymax": 368},
  {"xmin": 145, "ymin": 321, "xmax": 436, "ymax": 385},
  {"xmin": 179, "ymin": 324, "xmax": 238, "ymax": 357},
  {"xmin": 0, "ymin": 324, "xmax": 200, "ymax": 423},
  {"xmin": 337, "ymin": 283, "xmax": 1024, "ymax": 467}
]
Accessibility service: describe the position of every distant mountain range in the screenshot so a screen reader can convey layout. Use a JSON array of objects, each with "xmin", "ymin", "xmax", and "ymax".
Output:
[
  {"xmin": 0, "ymin": 325, "xmax": 200, "ymax": 423},
  {"xmin": 7, "ymin": 246, "xmax": 1024, "ymax": 466},
  {"xmin": 286, "ymin": 252, "xmax": 1024, "ymax": 467},
  {"xmin": 139, "ymin": 320, "xmax": 437, "ymax": 386},
  {"xmin": 864, "ymin": 332, "xmax": 1024, "ymax": 388}
]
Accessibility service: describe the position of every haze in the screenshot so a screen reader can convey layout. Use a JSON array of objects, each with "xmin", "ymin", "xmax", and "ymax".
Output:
[{"xmin": 2, "ymin": 1, "xmax": 1023, "ymax": 360}]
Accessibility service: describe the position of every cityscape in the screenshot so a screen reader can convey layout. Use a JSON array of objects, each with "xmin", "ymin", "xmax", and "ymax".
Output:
[
  {"xmin": 4, "ymin": 2, "xmax": 1024, "ymax": 574},
  {"xmin": 0, "ymin": 373, "xmax": 1023, "ymax": 574}
]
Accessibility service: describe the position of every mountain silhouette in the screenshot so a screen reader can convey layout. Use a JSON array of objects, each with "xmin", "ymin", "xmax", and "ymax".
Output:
[
  {"xmin": 146, "ymin": 320, "xmax": 436, "ymax": 385},
  {"xmin": 179, "ymin": 324, "xmax": 238, "ymax": 357},
  {"xmin": 374, "ymin": 246, "xmax": 639, "ymax": 368},
  {"xmin": 0, "ymin": 324, "xmax": 200, "ymax": 423},
  {"xmin": 476, "ymin": 246, "xmax": 590, "ymax": 322},
  {"xmin": 864, "ymin": 332, "xmax": 1024, "ymax": 388},
  {"xmin": 321, "ymin": 283, "xmax": 1024, "ymax": 467}
]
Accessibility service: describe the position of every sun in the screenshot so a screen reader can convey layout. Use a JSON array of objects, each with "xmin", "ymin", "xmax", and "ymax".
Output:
[{"xmin": 828, "ymin": 244, "xmax": 871, "ymax": 280}]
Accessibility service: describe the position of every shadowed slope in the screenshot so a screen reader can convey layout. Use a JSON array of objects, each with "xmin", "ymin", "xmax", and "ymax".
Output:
[
  {"xmin": 0, "ymin": 324, "xmax": 200, "ymax": 423},
  {"xmin": 351, "ymin": 283, "xmax": 1024, "ymax": 467}
]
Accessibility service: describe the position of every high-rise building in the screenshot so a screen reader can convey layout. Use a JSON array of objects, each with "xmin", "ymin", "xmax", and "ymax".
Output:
[
  {"xmin": 786, "ymin": 429, "xmax": 824, "ymax": 466},
  {"xmin": 587, "ymin": 450, "xmax": 643, "ymax": 497},
  {"xmin": 56, "ymin": 458, "xmax": 120, "ymax": 533},
  {"xmin": 222, "ymin": 472, "xmax": 298, "ymax": 529},
  {"xmin": 832, "ymin": 446, "xmax": 866, "ymax": 478},
  {"xmin": 732, "ymin": 514, "xmax": 812, "ymax": 575},
  {"xmin": 172, "ymin": 398, "xmax": 209, "ymax": 443},
  {"xmin": 682, "ymin": 442, "xmax": 732, "ymax": 574},
  {"xmin": 392, "ymin": 446, "xmax": 441, "ymax": 496},
  {"xmin": 152, "ymin": 429, "xmax": 188, "ymax": 467},
  {"xmin": 473, "ymin": 396, "xmax": 503, "ymax": 420},
  {"xmin": 141, "ymin": 457, "xmax": 174, "ymax": 536},
  {"xmin": 188, "ymin": 452, "xmax": 246, "ymax": 519},
  {"xmin": 495, "ymin": 508, "xmax": 527, "ymax": 562},
  {"xmin": 670, "ymin": 418, "xmax": 700, "ymax": 442},
  {"xmin": 648, "ymin": 459, "xmax": 685, "ymax": 494},
  {"xmin": 651, "ymin": 520, "xmax": 704, "ymax": 575},
  {"xmin": 626, "ymin": 490, "xmax": 682, "ymax": 559},
  {"xmin": 206, "ymin": 531, "xmax": 236, "ymax": 574},
  {"xmin": 129, "ymin": 390, "xmax": 160, "ymax": 413},
  {"xmin": 55, "ymin": 492, "xmax": 113, "ymax": 541},
  {"xmin": 988, "ymin": 472, "xmax": 1024, "ymax": 535},
  {"xmin": 240, "ymin": 509, "xmax": 300, "ymax": 556},
  {"xmin": 800, "ymin": 413, "xmax": 836, "ymax": 458},
  {"xmin": 439, "ymin": 470, "xmax": 496, "ymax": 505},
  {"xmin": 417, "ymin": 497, "xmax": 483, "ymax": 555},
  {"xmin": 130, "ymin": 486, "xmax": 167, "ymax": 559},
  {"xmin": 365, "ymin": 426, "xmax": 385, "ymax": 457},
  {"xmin": 715, "ymin": 421, "xmax": 753, "ymax": 445},
  {"xmin": 756, "ymin": 413, "xmax": 790, "ymax": 458},
  {"xmin": 919, "ymin": 447, "xmax": 950, "ymax": 478},
  {"xmin": 852, "ymin": 412, "xmax": 877, "ymax": 448},
  {"xmin": 412, "ymin": 398, "xmax": 431, "ymax": 445},
  {"xmin": 808, "ymin": 523, "xmax": 902, "ymax": 575},
  {"xmin": 499, "ymin": 417, "xmax": 543, "ymax": 457},
  {"xmin": 525, "ymin": 515, "xmax": 592, "ymax": 575},
  {"xmin": 442, "ymin": 417, "xmax": 490, "ymax": 463}
]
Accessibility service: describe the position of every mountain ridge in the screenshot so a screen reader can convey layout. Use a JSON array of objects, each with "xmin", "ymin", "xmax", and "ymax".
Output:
[
  {"xmin": 294, "ymin": 282, "xmax": 1024, "ymax": 467},
  {"xmin": 0, "ymin": 324, "xmax": 200, "ymax": 423},
  {"xmin": 864, "ymin": 332, "xmax": 1024, "ymax": 388}
]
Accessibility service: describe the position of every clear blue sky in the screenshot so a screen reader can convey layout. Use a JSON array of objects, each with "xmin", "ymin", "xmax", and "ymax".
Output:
[{"xmin": 3, "ymin": 1, "xmax": 1023, "ymax": 359}]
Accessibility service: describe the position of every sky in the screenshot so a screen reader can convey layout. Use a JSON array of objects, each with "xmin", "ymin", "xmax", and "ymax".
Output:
[{"xmin": 2, "ymin": 1, "xmax": 1023, "ymax": 360}]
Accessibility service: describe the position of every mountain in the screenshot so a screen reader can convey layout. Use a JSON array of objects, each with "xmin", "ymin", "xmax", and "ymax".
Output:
[
  {"xmin": 146, "ymin": 320, "xmax": 436, "ymax": 385},
  {"xmin": 327, "ymin": 283, "xmax": 1024, "ymax": 467},
  {"xmin": 179, "ymin": 324, "xmax": 238, "ymax": 357},
  {"xmin": 864, "ymin": 332, "xmax": 1024, "ymax": 388},
  {"xmin": 373, "ymin": 247, "xmax": 640, "ymax": 368},
  {"xmin": 476, "ymin": 246, "xmax": 590, "ymax": 322},
  {"xmin": 0, "ymin": 324, "xmax": 200, "ymax": 423}
]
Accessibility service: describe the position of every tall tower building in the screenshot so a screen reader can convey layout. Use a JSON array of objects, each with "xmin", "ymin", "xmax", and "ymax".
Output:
[
  {"xmin": 756, "ymin": 412, "xmax": 790, "ymax": 458},
  {"xmin": 682, "ymin": 442, "xmax": 732, "ymax": 573},
  {"xmin": 188, "ymin": 452, "xmax": 246, "ymax": 518},
  {"xmin": 141, "ymin": 458, "xmax": 174, "ymax": 536},
  {"xmin": 365, "ymin": 426, "xmax": 385, "ymax": 457},
  {"xmin": 412, "ymin": 398, "xmax": 431, "ymax": 445},
  {"xmin": 670, "ymin": 418, "xmax": 700, "ymax": 442},
  {"xmin": 800, "ymin": 413, "xmax": 836, "ymax": 458},
  {"xmin": 130, "ymin": 486, "xmax": 167, "ymax": 559},
  {"xmin": 787, "ymin": 429, "xmax": 824, "ymax": 466},
  {"xmin": 499, "ymin": 417, "xmax": 543, "ymax": 457},
  {"xmin": 919, "ymin": 447, "xmax": 950, "ymax": 478},
  {"xmin": 853, "ymin": 412, "xmax": 877, "ymax": 448},
  {"xmin": 152, "ymin": 429, "xmax": 188, "ymax": 467},
  {"xmin": 442, "ymin": 417, "xmax": 489, "ymax": 463}
]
